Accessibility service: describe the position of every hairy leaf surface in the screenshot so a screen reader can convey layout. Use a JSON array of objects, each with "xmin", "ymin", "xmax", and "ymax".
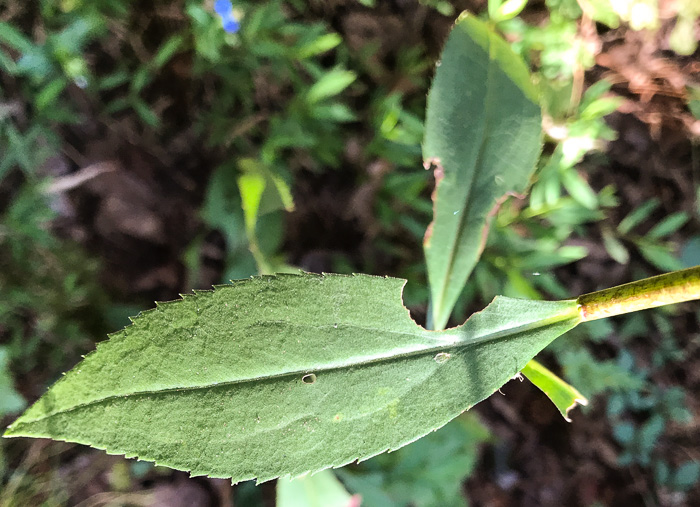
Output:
[
  {"xmin": 423, "ymin": 13, "xmax": 543, "ymax": 330},
  {"xmin": 5, "ymin": 273, "xmax": 580, "ymax": 482}
]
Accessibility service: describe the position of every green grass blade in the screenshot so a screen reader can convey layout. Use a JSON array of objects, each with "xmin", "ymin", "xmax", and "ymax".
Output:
[
  {"xmin": 423, "ymin": 13, "xmax": 543, "ymax": 330},
  {"xmin": 5, "ymin": 273, "xmax": 580, "ymax": 483}
]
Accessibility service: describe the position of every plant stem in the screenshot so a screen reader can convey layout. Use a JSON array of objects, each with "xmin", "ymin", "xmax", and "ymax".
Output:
[{"xmin": 577, "ymin": 265, "xmax": 700, "ymax": 321}]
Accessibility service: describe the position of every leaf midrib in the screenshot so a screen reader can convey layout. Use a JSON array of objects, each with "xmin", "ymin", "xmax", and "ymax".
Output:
[{"xmin": 9, "ymin": 304, "xmax": 579, "ymax": 427}]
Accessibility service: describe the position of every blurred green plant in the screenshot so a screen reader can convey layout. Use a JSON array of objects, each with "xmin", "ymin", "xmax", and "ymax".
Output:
[
  {"xmin": 611, "ymin": 199, "xmax": 689, "ymax": 271},
  {"xmin": 277, "ymin": 469, "xmax": 358, "ymax": 507},
  {"xmin": 187, "ymin": 0, "xmax": 357, "ymax": 166},
  {"xmin": 0, "ymin": 184, "xmax": 109, "ymax": 373},
  {"xmin": 0, "ymin": 185, "xmax": 111, "ymax": 504},
  {"xmin": 337, "ymin": 414, "xmax": 491, "ymax": 507},
  {"xmin": 0, "ymin": 348, "xmax": 24, "ymax": 418}
]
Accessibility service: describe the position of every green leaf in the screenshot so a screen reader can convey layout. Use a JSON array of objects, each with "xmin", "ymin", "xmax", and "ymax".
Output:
[
  {"xmin": 688, "ymin": 85, "xmax": 700, "ymax": 120},
  {"xmin": 36, "ymin": 78, "xmax": 68, "ymax": 111},
  {"xmin": 578, "ymin": 79, "xmax": 614, "ymax": 111},
  {"xmin": 99, "ymin": 69, "xmax": 130, "ymax": 90},
  {"xmin": 306, "ymin": 69, "xmax": 357, "ymax": 103},
  {"xmin": 488, "ymin": 0, "xmax": 528, "ymax": 22},
  {"xmin": 602, "ymin": 228, "xmax": 629, "ymax": 265},
  {"xmin": 423, "ymin": 13, "xmax": 542, "ymax": 330},
  {"xmin": 16, "ymin": 48, "xmax": 54, "ymax": 82},
  {"xmin": 338, "ymin": 414, "xmax": 491, "ymax": 507},
  {"xmin": 672, "ymin": 461, "xmax": 700, "ymax": 492},
  {"xmin": 561, "ymin": 169, "xmax": 598, "ymax": 210},
  {"xmin": 277, "ymin": 470, "xmax": 356, "ymax": 507},
  {"xmin": 0, "ymin": 21, "xmax": 34, "ymax": 53},
  {"xmin": 583, "ymin": 0, "xmax": 620, "ymax": 28},
  {"xmin": 5, "ymin": 273, "xmax": 580, "ymax": 483},
  {"xmin": 638, "ymin": 244, "xmax": 684, "ymax": 272},
  {"xmin": 617, "ymin": 198, "xmax": 660, "ymax": 235},
  {"xmin": 521, "ymin": 359, "xmax": 587, "ymax": 422},
  {"xmin": 201, "ymin": 164, "xmax": 247, "ymax": 248},
  {"xmin": 152, "ymin": 35, "xmax": 184, "ymax": 69},
  {"xmin": 237, "ymin": 158, "xmax": 295, "ymax": 274},
  {"xmin": 646, "ymin": 211, "xmax": 689, "ymax": 240},
  {"xmin": 295, "ymin": 33, "xmax": 342, "ymax": 59},
  {"xmin": 0, "ymin": 48, "xmax": 17, "ymax": 75},
  {"xmin": 238, "ymin": 158, "xmax": 294, "ymax": 220},
  {"xmin": 133, "ymin": 99, "xmax": 160, "ymax": 128},
  {"xmin": 579, "ymin": 96, "xmax": 624, "ymax": 120},
  {"xmin": 238, "ymin": 171, "xmax": 267, "ymax": 235},
  {"xmin": 50, "ymin": 16, "xmax": 103, "ymax": 55},
  {"xmin": 0, "ymin": 347, "xmax": 25, "ymax": 417},
  {"xmin": 681, "ymin": 236, "xmax": 700, "ymax": 268},
  {"xmin": 131, "ymin": 67, "xmax": 152, "ymax": 94},
  {"xmin": 199, "ymin": 164, "xmax": 257, "ymax": 280},
  {"xmin": 559, "ymin": 349, "xmax": 645, "ymax": 398},
  {"xmin": 669, "ymin": 16, "xmax": 698, "ymax": 56},
  {"xmin": 310, "ymin": 104, "xmax": 357, "ymax": 123}
]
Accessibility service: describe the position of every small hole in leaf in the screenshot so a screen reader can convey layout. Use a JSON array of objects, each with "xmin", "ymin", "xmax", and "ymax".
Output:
[
  {"xmin": 302, "ymin": 373, "xmax": 317, "ymax": 384},
  {"xmin": 434, "ymin": 352, "xmax": 451, "ymax": 364}
]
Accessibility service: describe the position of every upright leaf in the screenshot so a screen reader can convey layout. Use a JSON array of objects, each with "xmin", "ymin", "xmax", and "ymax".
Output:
[
  {"xmin": 237, "ymin": 158, "xmax": 295, "ymax": 274},
  {"xmin": 5, "ymin": 273, "xmax": 580, "ymax": 483},
  {"xmin": 423, "ymin": 13, "xmax": 542, "ymax": 330}
]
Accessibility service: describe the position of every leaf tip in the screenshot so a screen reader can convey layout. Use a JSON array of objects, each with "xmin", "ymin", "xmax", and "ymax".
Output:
[{"xmin": 562, "ymin": 395, "xmax": 589, "ymax": 423}]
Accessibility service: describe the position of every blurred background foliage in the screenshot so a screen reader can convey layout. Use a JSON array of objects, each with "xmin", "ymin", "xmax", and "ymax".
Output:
[{"xmin": 1, "ymin": 0, "xmax": 699, "ymax": 505}]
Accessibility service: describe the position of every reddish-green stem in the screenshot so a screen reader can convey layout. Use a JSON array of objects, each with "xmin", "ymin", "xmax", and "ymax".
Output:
[{"xmin": 578, "ymin": 265, "xmax": 700, "ymax": 321}]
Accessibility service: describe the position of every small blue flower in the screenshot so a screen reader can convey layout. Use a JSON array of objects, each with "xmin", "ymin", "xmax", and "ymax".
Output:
[
  {"xmin": 214, "ymin": 0, "xmax": 240, "ymax": 33},
  {"xmin": 214, "ymin": 0, "xmax": 232, "ymax": 16},
  {"xmin": 222, "ymin": 18, "xmax": 240, "ymax": 33}
]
